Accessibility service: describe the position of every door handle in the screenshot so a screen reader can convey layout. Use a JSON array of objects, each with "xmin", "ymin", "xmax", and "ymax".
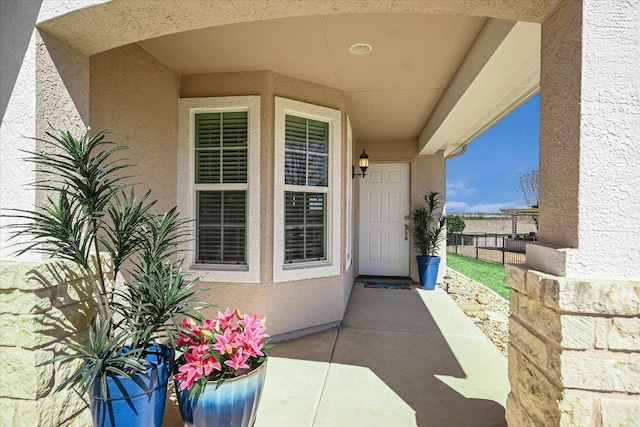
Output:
[{"xmin": 404, "ymin": 223, "xmax": 409, "ymax": 241}]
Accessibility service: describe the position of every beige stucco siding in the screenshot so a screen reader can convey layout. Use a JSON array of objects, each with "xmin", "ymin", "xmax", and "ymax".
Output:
[{"xmin": 89, "ymin": 43, "xmax": 180, "ymax": 213}]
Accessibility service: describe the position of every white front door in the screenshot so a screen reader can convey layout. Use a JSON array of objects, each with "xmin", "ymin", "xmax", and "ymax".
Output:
[{"xmin": 359, "ymin": 162, "xmax": 411, "ymax": 276}]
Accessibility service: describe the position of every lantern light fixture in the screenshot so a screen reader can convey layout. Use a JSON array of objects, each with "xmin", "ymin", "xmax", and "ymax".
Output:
[{"xmin": 352, "ymin": 149, "xmax": 369, "ymax": 179}]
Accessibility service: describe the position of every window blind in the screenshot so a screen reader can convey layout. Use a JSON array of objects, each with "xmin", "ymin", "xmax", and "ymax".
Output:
[
  {"xmin": 196, "ymin": 112, "xmax": 248, "ymax": 184},
  {"xmin": 284, "ymin": 115, "xmax": 328, "ymax": 187},
  {"xmin": 284, "ymin": 192, "xmax": 325, "ymax": 263},
  {"xmin": 197, "ymin": 191, "xmax": 246, "ymax": 264}
]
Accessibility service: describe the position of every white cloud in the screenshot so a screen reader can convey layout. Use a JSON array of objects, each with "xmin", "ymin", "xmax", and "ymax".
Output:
[
  {"xmin": 445, "ymin": 201, "xmax": 471, "ymax": 211},
  {"xmin": 445, "ymin": 201, "xmax": 517, "ymax": 213},
  {"xmin": 446, "ymin": 181, "xmax": 476, "ymax": 197}
]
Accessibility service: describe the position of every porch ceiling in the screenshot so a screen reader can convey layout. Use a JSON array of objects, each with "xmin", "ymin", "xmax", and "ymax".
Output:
[
  {"xmin": 37, "ymin": 2, "xmax": 544, "ymax": 155},
  {"xmin": 138, "ymin": 14, "xmax": 485, "ymax": 141},
  {"xmin": 137, "ymin": 13, "xmax": 540, "ymax": 151}
]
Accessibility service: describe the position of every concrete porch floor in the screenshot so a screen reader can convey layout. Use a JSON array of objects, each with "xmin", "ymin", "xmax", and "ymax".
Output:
[{"xmin": 163, "ymin": 281, "xmax": 509, "ymax": 426}]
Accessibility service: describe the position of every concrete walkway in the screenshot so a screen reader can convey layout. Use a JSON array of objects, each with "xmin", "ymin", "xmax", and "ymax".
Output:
[{"xmin": 163, "ymin": 281, "xmax": 509, "ymax": 426}]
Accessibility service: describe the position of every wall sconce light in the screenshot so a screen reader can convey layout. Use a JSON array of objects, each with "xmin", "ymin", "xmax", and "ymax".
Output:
[{"xmin": 352, "ymin": 149, "xmax": 369, "ymax": 179}]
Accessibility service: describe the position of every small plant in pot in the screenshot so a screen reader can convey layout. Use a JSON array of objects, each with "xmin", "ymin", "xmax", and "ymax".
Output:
[
  {"xmin": 173, "ymin": 309, "xmax": 271, "ymax": 427},
  {"xmin": 5, "ymin": 128, "xmax": 206, "ymax": 427},
  {"xmin": 411, "ymin": 191, "xmax": 447, "ymax": 290}
]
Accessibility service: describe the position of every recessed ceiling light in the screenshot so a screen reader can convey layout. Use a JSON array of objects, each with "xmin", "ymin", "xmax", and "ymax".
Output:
[{"xmin": 349, "ymin": 43, "xmax": 372, "ymax": 55}]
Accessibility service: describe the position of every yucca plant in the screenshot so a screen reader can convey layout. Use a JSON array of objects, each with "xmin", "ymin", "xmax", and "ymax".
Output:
[
  {"xmin": 411, "ymin": 191, "xmax": 447, "ymax": 257},
  {"xmin": 5, "ymin": 127, "xmax": 206, "ymax": 401}
]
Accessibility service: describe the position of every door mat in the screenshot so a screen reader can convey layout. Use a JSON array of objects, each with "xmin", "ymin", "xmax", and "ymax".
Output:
[{"xmin": 363, "ymin": 282, "xmax": 412, "ymax": 290}]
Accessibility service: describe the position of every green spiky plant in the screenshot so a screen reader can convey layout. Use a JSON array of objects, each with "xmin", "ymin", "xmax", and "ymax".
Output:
[
  {"xmin": 411, "ymin": 191, "xmax": 447, "ymax": 257},
  {"xmin": 5, "ymin": 128, "xmax": 206, "ymax": 399}
]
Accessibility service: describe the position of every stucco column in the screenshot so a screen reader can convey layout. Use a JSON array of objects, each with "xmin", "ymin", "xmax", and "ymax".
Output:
[
  {"xmin": 506, "ymin": 1, "xmax": 640, "ymax": 425},
  {"xmin": 532, "ymin": 0, "xmax": 640, "ymax": 280},
  {"xmin": 1, "ymin": 0, "xmax": 92, "ymax": 258}
]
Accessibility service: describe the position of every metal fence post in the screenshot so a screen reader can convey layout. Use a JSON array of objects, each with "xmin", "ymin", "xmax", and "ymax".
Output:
[
  {"xmin": 475, "ymin": 236, "xmax": 479, "ymax": 259},
  {"xmin": 502, "ymin": 237, "xmax": 506, "ymax": 265}
]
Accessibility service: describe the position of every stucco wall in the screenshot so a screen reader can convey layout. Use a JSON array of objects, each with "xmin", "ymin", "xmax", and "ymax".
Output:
[
  {"xmin": 36, "ymin": 0, "xmax": 561, "ymax": 57},
  {"xmin": 89, "ymin": 43, "xmax": 180, "ymax": 214},
  {"xmin": 1, "ymin": 0, "xmax": 94, "ymax": 259},
  {"xmin": 537, "ymin": 0, "xmax": 581, "ymax": 250},
  {"xmin": 573, "ymin": 0, "xmax": 640, "ymax": 280},
  {"xmin": 535, "ymin": 0, "xmax": 640, "ymax": 280}
]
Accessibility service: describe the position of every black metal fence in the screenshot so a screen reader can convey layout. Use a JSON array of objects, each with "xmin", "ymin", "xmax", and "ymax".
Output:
[{"xmin": 446, "ymin": 233, "xmax": 533, "ymax": 265}]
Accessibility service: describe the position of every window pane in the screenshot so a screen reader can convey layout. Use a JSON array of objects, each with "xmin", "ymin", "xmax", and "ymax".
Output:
[
  {"xmin": 196, "ymin": 150, "xmax": 222, "ymax": 184},
  {"xmin": 221, "ymin": 112, "xmax": 248, "ymax": 148},
  {"xmin": 285, "ymin": 192, "xmax": 325, "ymax": 263},
  {"xmin": 285, "ymin": 151, "xmax": 306, "ymax": 186},
  {"xmin": 285, "ymin": 115, "xmax": 307, "ymax": 151},
  {"xmin": 222, "ymin": 148, "xmax": 247, "ymax": 183},
  {"xmin": 305, "ymin": 226, "xmax": 325, "ymax": 260},
  {"xmin": 307, "ymin": 153, "xmax": 328, "ymax": 187},
  {"xmin": 285, "ymin": 192, "xmax": 305, "ymax": 225},
  {"xmin": 196, "ymin": 113, "xmax": 221, "ymax": 149},
  {"xmin": 284, "ymin": 115, "xmax": 328, "ymax": 187},
  {"xmin": 197, "ymin": 191, "xmax": 246, "ymax": 264},
  {"xmin": 196, "ymin": 112, "xmax": 247, "ymax": 184},
  {"xmin": 307, "ymin": 119, "xmax": 328, "ymax": 154}
]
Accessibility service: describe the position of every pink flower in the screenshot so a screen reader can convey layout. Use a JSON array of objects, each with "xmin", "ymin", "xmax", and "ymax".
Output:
[
  {"xmin": 181, "ymin": 317, "xmax": 200, "ymax": 334},
  {"xmin": 217, "ymin": 309, "xmax": 236, "ymax": 329},
  {"xmin": 238, "ymin": 314, "xmax": 267, "ymax": 334},
  {"xmin": 212, "ymin": 328, "xmax": 238, "ymax": 356},
  {"xmin": 239, "ymin": 327, "xmax": 266, "ymax": 357},
  {"xmin": 202, "ymin": 355, "xmax": 222, "ymax": 376},
  {"xmin": 202, "ymin": 318, "xmax": 215, "ymax": 332},
  {"xmin": 175, "ymin": 333, "xmax": 191, "ymax": 347},
  {"xmin": 174, "ymin": 352, "xmax": 205, "ymax": 391},
  {"xmin": 224, "ymin": 348, "xmax": 250, "ymax": 372}
]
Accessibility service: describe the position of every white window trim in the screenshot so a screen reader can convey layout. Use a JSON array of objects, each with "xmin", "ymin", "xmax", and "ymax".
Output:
[
  {"xmin": 345, "ymin": 116, "xmax": 353, "ymax": 271},
  {"xmin": 177, "ymin": 96, "xmax": 261, "ymax": 283},
  {"xmin": 273, "ymin": 97, "xmax": 342, "ymax": 283}
]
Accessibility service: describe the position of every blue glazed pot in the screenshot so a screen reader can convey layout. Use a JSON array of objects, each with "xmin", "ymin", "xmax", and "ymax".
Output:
[
  {"xmin": 417, "ymin": 255, "xmax": 440, "ymax": 290},
  {"xmin": 89, "ymin": 344, "xmax": 174, "ymax": 427},
  {"xmin": 176, "ymin": 360, "xmax": 268, "ymax": 427}
]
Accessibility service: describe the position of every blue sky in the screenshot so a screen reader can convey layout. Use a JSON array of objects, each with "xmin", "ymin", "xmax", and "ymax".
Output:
[{"xmin": 445, "ymin": 93, "xmax": 540, "ymax": 213}]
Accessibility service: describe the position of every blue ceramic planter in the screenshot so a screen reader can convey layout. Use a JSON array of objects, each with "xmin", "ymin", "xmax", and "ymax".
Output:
[
  {"xmin": 417, "ymin": 255, "xmax": 440, "ymax": 290},
  {"xmin": 89, "ymin": 344, "xmax": 174, "ymax": 427},
  {"xmin": 176, "ymin": 361, "xmax": 268, "ymax": 427}
]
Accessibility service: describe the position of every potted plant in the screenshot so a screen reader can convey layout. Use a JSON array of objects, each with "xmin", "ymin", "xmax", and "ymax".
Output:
[
  {"xmin": 174, "ymin": 309, "xmax": 271, "ymax": 427},
  {"xmin": 411, "ymin": 191, "xmax": 447, "ymax": 290},
  {"xmin": 6, "ymin": 128, "xmax": 205, "ymax": 427}
]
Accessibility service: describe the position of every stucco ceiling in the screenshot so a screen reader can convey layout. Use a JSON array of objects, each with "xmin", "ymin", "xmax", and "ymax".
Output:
[{"xmin": 138, "ymin": 13, "xmax": 487, "ymax": 141}]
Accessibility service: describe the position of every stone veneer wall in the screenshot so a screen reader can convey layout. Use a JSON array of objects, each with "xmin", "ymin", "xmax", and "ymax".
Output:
[
  {"xmin": 0, "ymin": 257, "xmax": 109, "ymax": 427},
  {"xmin": 505, "ymin": 264, "xmax": 640, "ymax": 426}
]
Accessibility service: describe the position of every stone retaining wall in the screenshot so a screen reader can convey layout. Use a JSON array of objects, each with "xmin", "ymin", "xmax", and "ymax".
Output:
[
  {"xmin": 505, "ymin": 264, "xmax": 640, "ymax": 426},
  {"xmin": 0, "ymin": 257, "xmax": 110, "ymax": 427}
]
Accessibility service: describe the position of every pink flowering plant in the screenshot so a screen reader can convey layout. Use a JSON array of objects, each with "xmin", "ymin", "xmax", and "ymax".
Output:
[{"xmin": 174, "ymin": 309, "xmax": 271, "ymax": 394}]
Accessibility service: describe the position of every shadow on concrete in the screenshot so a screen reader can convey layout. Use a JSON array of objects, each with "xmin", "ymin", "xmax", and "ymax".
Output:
[{"xmin": 162, "ymin": 282, "xmax": 508, "ymax": 427}]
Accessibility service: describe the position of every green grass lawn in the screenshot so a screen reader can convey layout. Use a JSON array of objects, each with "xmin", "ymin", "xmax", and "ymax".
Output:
[{"xmin": 446, "ymin": 253, "xmax": 510, "ymax": 299}]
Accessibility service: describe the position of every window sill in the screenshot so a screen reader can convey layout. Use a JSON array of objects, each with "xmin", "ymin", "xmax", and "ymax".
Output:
[
  {"xmin": 274, "ymin": 261, "xmax": 340, "ymax": 283},
  {"xmin": 187, "ymin": 263, "xmax": 258, "ymax": 283},
  {"xmin": 283, "ymin": 260, "xmax": 329, "ymax": 271},
  {"xmin": 191, "ymin": 263, "xmax": 249, "ymax": 272}
]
